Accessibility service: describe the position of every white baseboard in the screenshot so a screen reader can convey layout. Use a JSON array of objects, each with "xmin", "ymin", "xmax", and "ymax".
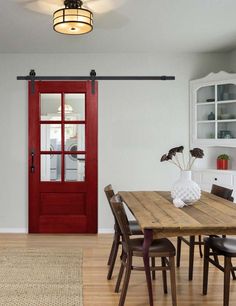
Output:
[
  {"xmin": 0, "ymin": 228, "xmax": 28, "ymax": 233},
  {"xmin": 0, "ymin": 228, "xmax": 113, "ymax": 234},
  {"xmin": 98, "ymin": 228, "xmax": 114, "ymax": 234}
]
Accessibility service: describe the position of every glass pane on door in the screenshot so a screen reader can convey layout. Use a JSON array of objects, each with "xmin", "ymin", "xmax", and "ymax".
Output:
[
  {"xmin": 40, "ymin": 124, "xmax": 61, "ymax": 151},
  {"xmin": 65, "ymin": 124, "xmax": 85, "ymax": 151},
  {"xmin": 40, "ymin": 94, "xmax": 61, "ymax": 121},
  {"xmin": 65, "ymin": 154, "xmax": 85, "ymax": 182},
  {"xmin": 40, "ymin": 154, "xmax": 61, "ymax": 181},
  {"xmin": 64, "ymin": 94, "xmax": 85, "ymax": 121}
]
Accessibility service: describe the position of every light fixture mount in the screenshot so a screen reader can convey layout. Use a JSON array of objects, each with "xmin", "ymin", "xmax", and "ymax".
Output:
[
  {"xmin": 64, "ymin": 0, "xmax": 83, "ymax": 9},
  {"xmin": 53, "ymin": 0, "xmax": 93, "ymax": 35}
]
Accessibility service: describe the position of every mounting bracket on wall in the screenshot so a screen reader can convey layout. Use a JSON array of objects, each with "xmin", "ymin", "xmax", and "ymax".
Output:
[{"xmin": 17, "ymin": 69, "xmax": 175, "ymax": 94}]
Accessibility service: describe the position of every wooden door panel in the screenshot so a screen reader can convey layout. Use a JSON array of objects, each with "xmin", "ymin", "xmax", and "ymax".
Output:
[
  {"xmin": 40, "ymin": 183, "xmax": 87, "ymax": 192},
  {"xmin": 39, "ymin": 215, "xmax": 87, "ymax": 233},
  {"xmin": 29, "ymin": 81, "xmax": 97, "ymax": 233},
  {"xmin": 40, "ymin": 193, "xmax": 86, "ymax": 215}
]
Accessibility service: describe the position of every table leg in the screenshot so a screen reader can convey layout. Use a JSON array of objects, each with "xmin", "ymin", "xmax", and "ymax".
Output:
[{"xmin": 143, "ymin": 229, "xmax": 154, "ymax": 306}]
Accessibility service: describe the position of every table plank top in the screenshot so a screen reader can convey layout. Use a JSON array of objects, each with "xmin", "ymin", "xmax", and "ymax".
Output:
[{"xmin": 119, "ymin": 191, "xmax": 236, "ymax": 239}]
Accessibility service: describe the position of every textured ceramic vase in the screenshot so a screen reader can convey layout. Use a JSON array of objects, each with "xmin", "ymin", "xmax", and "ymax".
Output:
[{"xmin": 171, "ymin": 170, "xmax": 201, "ymax": 204}]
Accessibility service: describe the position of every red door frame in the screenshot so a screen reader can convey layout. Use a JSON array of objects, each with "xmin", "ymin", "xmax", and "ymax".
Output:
[{"xmin": 28, "ymin": 81, "xmax": 98, "ymax": 233}]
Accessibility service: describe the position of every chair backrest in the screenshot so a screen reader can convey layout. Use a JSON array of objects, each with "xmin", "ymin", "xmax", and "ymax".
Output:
[
  {"xmin": 211, "ymin": 184, "xmax": 234, "ymax": 202},
  {"xmin": 104, "ymin": 184, "xmax": 115, "ymax": 204},
  {"xmin": 104, "ymin": 184, "xmax": 120, "ymax": 231},
  {"xmin": 110, "ymin": 194, "xmax": 132, "ymax": 250}
]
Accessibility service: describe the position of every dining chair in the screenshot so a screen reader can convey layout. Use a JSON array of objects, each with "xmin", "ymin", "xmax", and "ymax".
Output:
[
  {"xmin": 110, "ymin": 194, "xmax": 177, "ymax": 306},
  {"xmin": 203, "ymin": 236, "xmax": 236, "ymax": 306},
  {"xmin": 176, "ymin": 184, "xmax": 234, "ymax": 281},
  {"xmin": 104, "ymin": 184, "xmax": 143, "ymax": 280}
]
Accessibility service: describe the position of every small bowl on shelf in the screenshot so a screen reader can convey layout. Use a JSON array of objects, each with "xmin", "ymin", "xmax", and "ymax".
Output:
[{"xmin": 220, "ymin": 114, "xmax": 231, "ymax": 120}]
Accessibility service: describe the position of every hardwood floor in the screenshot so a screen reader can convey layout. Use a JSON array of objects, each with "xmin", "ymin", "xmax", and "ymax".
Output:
[{"xmin": 0, "ymin": 234, "xmax": 236, "ymax": 306}]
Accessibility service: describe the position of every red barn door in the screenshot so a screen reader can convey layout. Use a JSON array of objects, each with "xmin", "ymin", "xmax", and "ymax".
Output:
[{"xmin": 28, "ymin": 81, "xmax": 98, "ymax": 233}]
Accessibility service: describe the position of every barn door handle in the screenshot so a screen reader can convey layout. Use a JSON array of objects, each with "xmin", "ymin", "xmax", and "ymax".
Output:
[{"xmin": 31, "ymin": 149, "xmax": 35, "ymax": 173}]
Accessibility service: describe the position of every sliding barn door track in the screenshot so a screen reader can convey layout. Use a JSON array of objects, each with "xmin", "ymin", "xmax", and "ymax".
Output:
[{"xmin": 17, "ymin": 69, "xmax": 175, "ymax": 94}]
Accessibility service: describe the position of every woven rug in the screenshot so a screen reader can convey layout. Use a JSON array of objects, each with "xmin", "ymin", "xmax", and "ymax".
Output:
[{"xmin": 0, "ymin": 248, "xmax": 83, "ymax": 306}]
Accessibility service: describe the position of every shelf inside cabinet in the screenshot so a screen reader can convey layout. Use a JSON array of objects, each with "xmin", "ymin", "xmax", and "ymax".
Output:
[
  {"xmin": 217, "ymin": 100, "xmax": 236, "ymax": 104},
  {"xmin": 197, "ymin": 120, "xmax": 215, "ymax": 123},
  {"xmin": 217, "ymin": 119, "xmax": 236, "ymax": 123},
  {"xmin": 197, "ymin": 102, "xmax": 215, "ymax": 106}
]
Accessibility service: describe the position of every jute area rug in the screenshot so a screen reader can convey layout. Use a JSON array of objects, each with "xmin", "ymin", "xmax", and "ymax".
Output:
[{"xmin": 0, "ymin": 248, "xmax": 83, "ymax": 306}]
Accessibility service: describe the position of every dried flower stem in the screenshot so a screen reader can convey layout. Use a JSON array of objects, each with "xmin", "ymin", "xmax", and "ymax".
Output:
[
  {"xmin": 189, "ymin": 157, "xmax": 197, "ymax": 170},
  {"xmin": 182, "ymin": 153, "xmax": 186, "ymax": 170},
  {"xmin": 168, "ymin": 160, "xmax": 182, "ymax": 169},
  {"xmin": 186, "ymin": 153, "xmax": 192, "ymax": 170},
  {"xmin": 174, "ymin": 154, "xmax": 182, "ymax": 169},
  {"xmin": 160, "ymin": 146, "xmax": 203, "ymax": 170}
]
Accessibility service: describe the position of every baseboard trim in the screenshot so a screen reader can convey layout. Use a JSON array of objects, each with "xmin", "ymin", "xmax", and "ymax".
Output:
[
  {"xmin": 98, "ymin": 228, "xmax": 114, "ymax": 234},
  {"xmin": 0, "ymin": 228, "xmax": 28, "ymax": 233},
  {"xmin": 0, "ymin": 228, "xmax": 113, "ymax": 234}
]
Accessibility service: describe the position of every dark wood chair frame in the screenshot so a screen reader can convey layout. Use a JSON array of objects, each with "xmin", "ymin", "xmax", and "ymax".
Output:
[
  {"xmin": 177, "ymin": 184, "xmax": 234, "ymax": 281},
  {"xmin": 177, "ymin": 235, "xmax": 203, "ymax": 280},
  {"xmin": 111, "ymin": 194, "xmax": 177, "ymax": 306},
  {"xmin": 104, "ymin": 184, "xmax": 143, "ymax": 280},
  {"xmin": 203, "ymin": 238, "xmax": 236, "ymax": 306}
]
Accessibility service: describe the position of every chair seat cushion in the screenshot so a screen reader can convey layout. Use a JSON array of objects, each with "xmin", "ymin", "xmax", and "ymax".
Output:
[
  {"xmin": 123, "ymin": 238, "xmax": 176, "ymax": 256},
  {"xmin": 128, "ymin": 220, "xmax": 143, "ymax": 235},
  {"xmin": 204, "ymin": 237, "xmax": 236, "ymax": 257}
]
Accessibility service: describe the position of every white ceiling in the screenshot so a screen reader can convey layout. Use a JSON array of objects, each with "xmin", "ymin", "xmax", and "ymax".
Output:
[{"xmin": 1, "ymin": 0, "xmax": 236, "ymax": 53}]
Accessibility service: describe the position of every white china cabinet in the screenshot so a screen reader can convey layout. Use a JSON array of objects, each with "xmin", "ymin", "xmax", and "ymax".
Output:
[
  {"xmin": 190, "ymin": 72, "xmax": 236, "ymax": 201},
  {"xmin": 190, "ymin": 71, "xmax": 236, "ymax": 147}
]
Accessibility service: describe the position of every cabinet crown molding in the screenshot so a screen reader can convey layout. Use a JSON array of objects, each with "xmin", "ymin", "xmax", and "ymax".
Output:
[{"xmin": 191, "ymin": 71, "xmax": 236, "ymax": 84}]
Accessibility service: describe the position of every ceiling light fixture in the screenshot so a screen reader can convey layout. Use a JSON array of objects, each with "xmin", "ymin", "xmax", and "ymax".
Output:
[{"xmin": 53, "ymin": 0, "xmax": 93, "ymax": 35}]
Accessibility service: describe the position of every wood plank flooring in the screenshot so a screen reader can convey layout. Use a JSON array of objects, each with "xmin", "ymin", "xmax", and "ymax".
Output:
[{"xmin": 0, "ymin": 234, "xmax": 235, "ymax": 306}]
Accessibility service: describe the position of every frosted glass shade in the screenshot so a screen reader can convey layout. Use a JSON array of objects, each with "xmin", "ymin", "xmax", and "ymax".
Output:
[{"xmin": 53, "ymin": 8, "xmax": 93, "ymax": 35}]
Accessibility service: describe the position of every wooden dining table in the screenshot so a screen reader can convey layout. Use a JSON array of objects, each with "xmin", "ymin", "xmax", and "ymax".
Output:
[{"xmin": 118, "ymin": 190, "xmax": 236, "ymax": 306}]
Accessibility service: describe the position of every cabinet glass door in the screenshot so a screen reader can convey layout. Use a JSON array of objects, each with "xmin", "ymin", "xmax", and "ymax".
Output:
[
  {"xmin": 216, "ymin": 85, "xmax": 236, "ymax": 139},
  {"xmin": 196, "ymin": 85, "xmax": 216, "ymax": 139},
  {"xmin": 197, "ymin": 122, "xmax": 215, "ymax": 139},
  {"xmin": 217, "ymin": 83, "xmax": 236, "ymax": 101},
  {"xmin": 197, "ymin": 104, "xmax": 215, "ymax": 121},
  {"xmin": 197, "ymin": 85, "xmax": 215, "ymax": 103},
  {"xmin": 218, "ymin": 122, "xmax": 236, "ymax": 139}
]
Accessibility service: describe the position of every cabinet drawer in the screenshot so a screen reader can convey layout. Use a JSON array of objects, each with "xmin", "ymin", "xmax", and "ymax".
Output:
[{"xmin": 201, "ymin": 172, "xmax": 233, "ymax": 187}]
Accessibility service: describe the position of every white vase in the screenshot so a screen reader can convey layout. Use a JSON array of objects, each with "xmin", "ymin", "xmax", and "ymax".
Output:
[{"xmin": 171, "ymin": 170, "xmax": 201, "ymax": 204}]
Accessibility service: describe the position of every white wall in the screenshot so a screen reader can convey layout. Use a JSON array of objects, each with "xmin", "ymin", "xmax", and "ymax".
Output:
[
  {"xmin": 0, "ymin": 52, "xmax": 229, "ymax": 232},
  {"xmin": 229, "ymin": 50, "xmax": 236, "ymax": 71}
]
